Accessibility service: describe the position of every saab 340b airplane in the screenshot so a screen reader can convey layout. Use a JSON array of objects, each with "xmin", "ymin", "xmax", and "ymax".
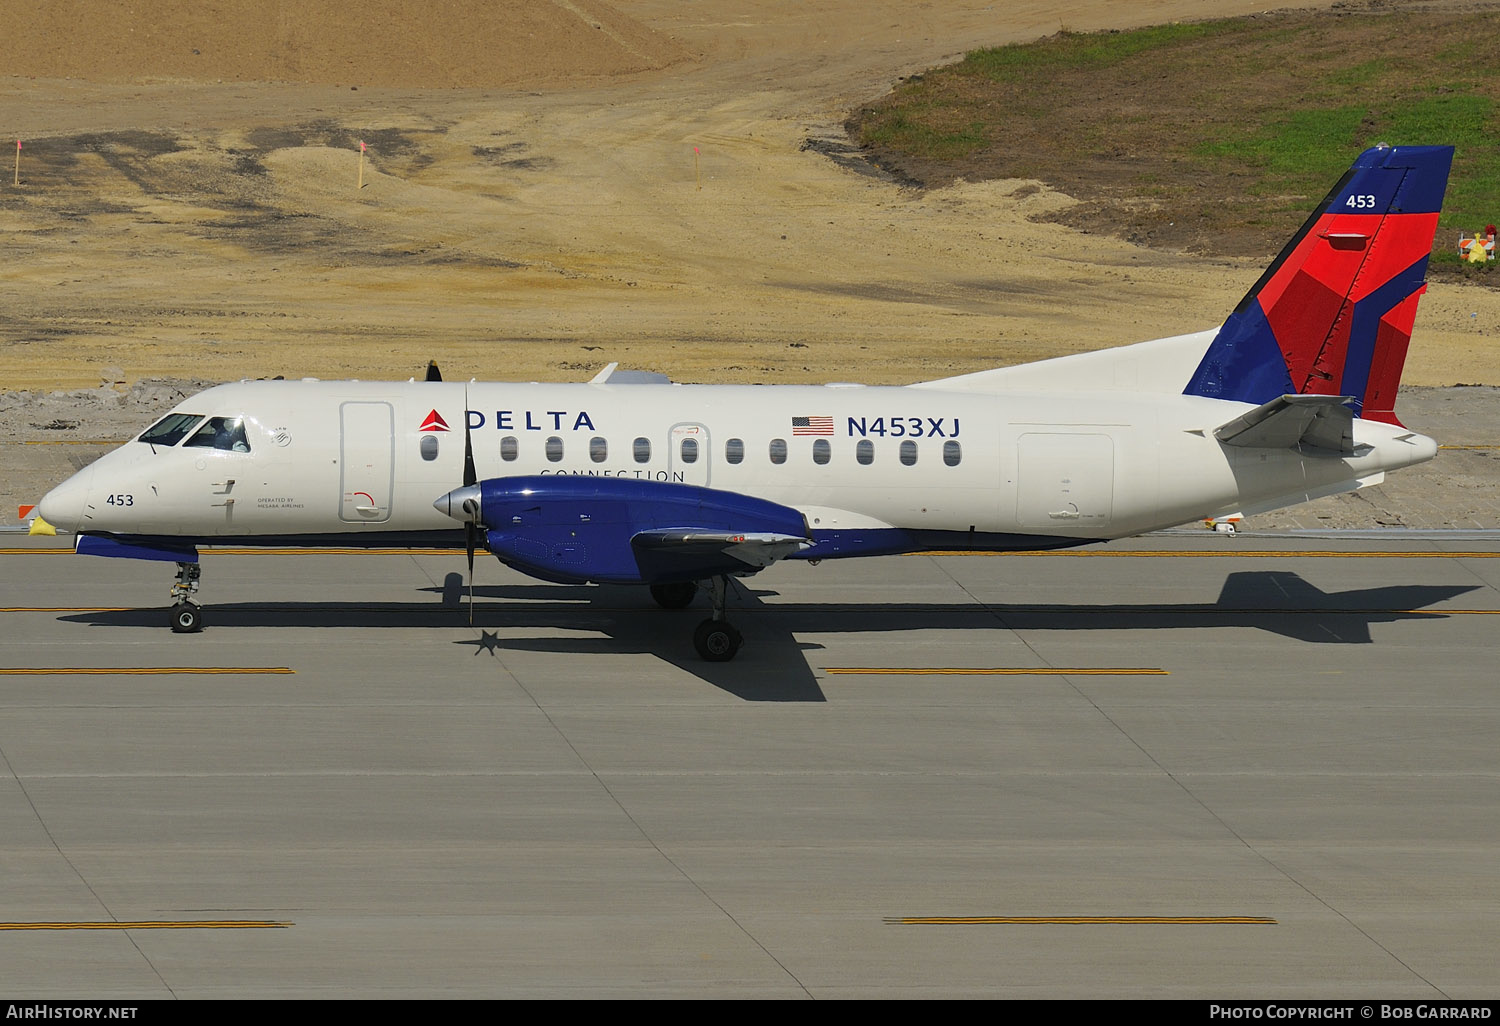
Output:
[{"xmin": 35, "ymin": 144, "xmax": 1453, "ymax": 661}]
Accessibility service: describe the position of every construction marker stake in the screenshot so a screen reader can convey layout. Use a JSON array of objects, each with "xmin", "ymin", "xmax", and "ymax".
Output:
[
  {"xmin": 694, "ymin": 146, "xmax": 701, "ymax": 190},
  {"xmin": 358, "ymin": 140, "xmax": 365, "ymax": 190},
  {"xmin": 13, "ymin": 140, "xmax": 20, "ymax": 187}
]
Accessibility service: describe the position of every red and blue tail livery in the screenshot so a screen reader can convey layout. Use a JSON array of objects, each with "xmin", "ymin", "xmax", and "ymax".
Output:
[{"xmin": 1183, "ymin": 144, "xmax": 1453, "ymax": 425}]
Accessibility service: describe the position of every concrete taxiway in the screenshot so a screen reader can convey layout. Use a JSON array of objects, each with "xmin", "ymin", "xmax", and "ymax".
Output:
[{"xmin": 1, "ymin": 533, "xmax": 1497, "ymax": 998}]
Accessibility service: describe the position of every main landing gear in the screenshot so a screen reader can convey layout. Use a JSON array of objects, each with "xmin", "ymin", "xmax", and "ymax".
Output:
[
  {"xmin": 651, "ymin": 576, "xmax": 744, "ymax": 661},
  {"xmin": 170, "ymin": 561, "xmax": 204, "ymax": 633},
  {"xmin": 692, "ymin": 576, "xmax": 742, "ymax": 663}
]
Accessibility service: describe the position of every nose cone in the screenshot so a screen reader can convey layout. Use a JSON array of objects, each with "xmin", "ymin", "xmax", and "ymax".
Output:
[
  {"xmin": 37, "ymin": 464, "xmax": 96, "ymax": 534},
  {"xmin": 433, "ymin": 483, "xmax": 482, "ymax": 523}
]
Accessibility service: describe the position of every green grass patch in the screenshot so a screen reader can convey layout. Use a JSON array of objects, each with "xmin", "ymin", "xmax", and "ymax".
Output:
[
  {"xmin": 848, "ymin": 7, "xmax": 1500, "ymax": 264},
  {"xmin": 858, "ymin": 111, "xmax": 987, "ymax": 162},
  {"xmin": 956, "ymin": 20, "xmax": 1247, "ymax": 82}
]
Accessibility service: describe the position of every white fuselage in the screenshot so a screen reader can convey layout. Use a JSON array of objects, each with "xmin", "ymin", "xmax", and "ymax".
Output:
[{"xmin": 39, "ymin": 377, "xmax": 1438, "ymax": 547}]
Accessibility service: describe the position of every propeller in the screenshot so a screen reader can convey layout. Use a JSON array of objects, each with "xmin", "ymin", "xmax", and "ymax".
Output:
[
  {"xmin": 431, "ymin": 384, "xmax": 483, "ymax": 624},
  {"xmin": 461, "ymin": 385, "xmax": 479, "ymax": 623}
]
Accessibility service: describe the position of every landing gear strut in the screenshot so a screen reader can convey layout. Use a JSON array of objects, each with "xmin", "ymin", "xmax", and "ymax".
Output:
[
  {"xmin": 692, "ymin": 575, "xmax": 742, "ymax": 662},
  {"xmin": 170, "ymin": 561, "xmax": 204, "ymax": 633}
]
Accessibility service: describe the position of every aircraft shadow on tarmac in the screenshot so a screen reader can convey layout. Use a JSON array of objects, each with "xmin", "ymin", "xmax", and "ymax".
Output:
[{"xmin": 60, "ymin": 571, "xmax": 1480, "ymax": 702}]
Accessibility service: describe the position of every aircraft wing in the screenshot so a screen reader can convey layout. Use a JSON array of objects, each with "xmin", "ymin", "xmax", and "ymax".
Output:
[
  {"xmin": 1214, "ymin": 394, "xmax": 1355, "ymax": 455},
  {"xmin": 589, "ymin": 361, "xmax": 672, "ymax": 385}
]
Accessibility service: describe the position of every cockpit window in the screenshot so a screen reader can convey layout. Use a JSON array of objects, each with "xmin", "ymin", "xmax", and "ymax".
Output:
[
  {"xmin": 138, "ymin": 413, "xmax": 204, "ymax": 447},
  {"xmin": 182, "ymin": 416, "xmax": 252, "ymax": 453}
]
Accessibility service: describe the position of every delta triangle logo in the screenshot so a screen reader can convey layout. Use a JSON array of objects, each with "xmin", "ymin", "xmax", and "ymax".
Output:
[{"xmin": 419, "ymin": 410, "xmax": 451, "ymax": 432}]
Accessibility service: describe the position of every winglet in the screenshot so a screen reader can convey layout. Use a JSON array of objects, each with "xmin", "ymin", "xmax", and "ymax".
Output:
[{"xmin": 1183, "ymin": 145, "xmax": 1454, "ymax": 426}]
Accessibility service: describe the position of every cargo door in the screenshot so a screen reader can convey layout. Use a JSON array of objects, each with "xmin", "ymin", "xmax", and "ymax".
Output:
[{"xmin": 1015, "ymin": 432, "xmax": 1114, "ymax": 531}]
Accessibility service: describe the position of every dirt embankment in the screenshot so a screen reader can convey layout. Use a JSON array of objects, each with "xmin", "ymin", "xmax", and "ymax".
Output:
[{"xmin": 4, "ymin": 1, "xmax": 693, "ymax": 88}]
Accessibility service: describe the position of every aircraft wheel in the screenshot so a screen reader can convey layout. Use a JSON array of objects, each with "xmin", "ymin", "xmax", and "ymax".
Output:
[
  {"xmin": 693, "ymin": 618, "xmax": 742, "ymax": 662},
  {"xmin": 650, "ymin": 581, "xmax": 698, "ymax": 609},
  {"xmin": 170, "ymin": 602, "xmax": 203, "ymax": 634}
]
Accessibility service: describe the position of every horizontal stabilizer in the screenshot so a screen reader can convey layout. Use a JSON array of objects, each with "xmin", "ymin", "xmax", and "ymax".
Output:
[{"xmin": 1214, "ymin": 394, "xmax": 1354, "ymax": 455}]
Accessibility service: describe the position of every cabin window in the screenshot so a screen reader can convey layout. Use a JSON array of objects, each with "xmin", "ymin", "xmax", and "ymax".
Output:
[
  {"xmin": 725, "ymin": 438, "xmax": 744, "ymax": 464},
  {"xmin": 500, "ymin": 436, "xmax": 519, "ymax": 462},
  {"xmin": 545, "ymin": 436, "xmax": 564, "ymax": 462},
  {"xmin": 943, "ymin": 440, "xmax": 962, "ymax": 467},
  {"xmin": 589, "ymin": 436, "xmax": 608, "ymax": 463},
  {"xmin": 633, "ymin": 437, "xmax": 651, "ymax": 463},
  {"xmin": 138, "ymin": 413, "xmax": 204, "ymax": 447},
  {"xmin": 680, "ymin": 437, "xmax": 699, "ymax": 464},
  {"xmin": 812, "ymin": 439, "xmax": 830, "ymax": 465},
  {"xmin": 419, "ymin": 434, "xmax": 439, "ymax": 462},
  {"xmin": 768, "ymin": 438, "xmax": 787, "ymax": 465},
  {"xmin": 899, "ymin": 440, "xmax": 918, "ymax": 466},
  {"xmin": 183, "ymin": 416, "xmax": 251, "ymax": 453},
  {"xmin": 856, "ymin": 439, "xmax": 874, "ymax": 465}
]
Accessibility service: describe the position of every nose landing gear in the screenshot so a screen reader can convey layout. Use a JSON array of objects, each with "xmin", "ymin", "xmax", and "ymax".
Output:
[{"xmin": 170, "ymin": 561, "xmax": 204, "ymax": 633}]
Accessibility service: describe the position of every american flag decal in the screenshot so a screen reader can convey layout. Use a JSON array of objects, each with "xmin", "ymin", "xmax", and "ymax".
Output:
[{"xmin": 791, "ymin": 415, "xmax": 834, "ymax": 436}]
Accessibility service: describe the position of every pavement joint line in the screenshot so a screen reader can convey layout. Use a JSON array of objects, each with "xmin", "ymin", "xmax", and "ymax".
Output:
[
  {"xmin": 4, "ymin": 606, "xmax": 1494, "ymax": 616},
  {"xmin": 0, "ymin": 920, "xmax": 291, "ymax": 930},
  {"xmin": 885, "ymin": 916, "xmax": 1277, "ymax": 925},
  {"xmin": 824, "ymin": 667, "xmax": 1167, "ymax": 675}
]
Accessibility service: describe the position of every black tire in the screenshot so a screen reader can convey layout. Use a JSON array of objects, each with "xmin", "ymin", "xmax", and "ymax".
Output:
[
  {"xmin": 693, "ymin": 618, "xmax": 742, "ymax": 662},
  {"xmin": 170, "ymin": 603, "xmax": 202, "ymax": 633},
  {"xmin": 650, "ymin": 580, "xmax": 698, "ymax": 609}
]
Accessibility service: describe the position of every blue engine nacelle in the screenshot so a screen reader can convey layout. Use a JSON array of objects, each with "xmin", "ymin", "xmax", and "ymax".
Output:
[{"xmin": 474, "ymin": 476, "xmax": 809, "ymax": 585}]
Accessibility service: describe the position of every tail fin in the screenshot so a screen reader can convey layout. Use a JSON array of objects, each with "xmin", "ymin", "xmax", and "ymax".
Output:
[{"xmin": 1183, "ymin": 144, "xmax": 1453, "ymax": 425}]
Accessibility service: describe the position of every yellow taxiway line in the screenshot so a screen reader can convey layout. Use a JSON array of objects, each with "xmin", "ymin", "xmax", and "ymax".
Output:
[
  {"xmin": 4, "ymin": 547, "xmax": 1499, "ymax": 558},
  {"xmin": 922, "ymin": 549, "xmax": 1500, "ymax": 558}
]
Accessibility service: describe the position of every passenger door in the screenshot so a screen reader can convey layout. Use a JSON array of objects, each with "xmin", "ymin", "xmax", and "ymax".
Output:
[{"xmin": 339, "ymin": 401, "xmax": 395, "ymax": 523}]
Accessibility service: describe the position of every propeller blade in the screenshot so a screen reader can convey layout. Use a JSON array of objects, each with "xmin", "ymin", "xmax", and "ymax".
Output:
[
  {"xmin": 466, "ymin": 522, "xmax": 477, "ymax": 625},
  {"xmin": 463, "ymin": 415, "xmax": 476, "ymax": 489},
  {"xmin": 425, "ymin": 360, "xmax": 442, "ymax": 382},
  {"xmin": 463, "ymin": 382, "xmax": 476, "ymax": 622}
]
